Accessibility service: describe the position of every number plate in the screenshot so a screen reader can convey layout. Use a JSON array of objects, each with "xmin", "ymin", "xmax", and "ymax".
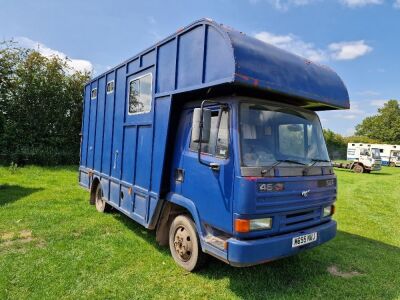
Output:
[{"xmin": 292, "ymin": 232, "xmax": 318, "ymax": 248}]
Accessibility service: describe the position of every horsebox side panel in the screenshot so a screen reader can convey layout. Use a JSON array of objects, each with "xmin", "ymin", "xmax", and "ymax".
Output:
[
  {"xmin": 102, "ymin": 71, "xmax": 116, "ymax": 176},
  {"xmin": 87, "ymin": 80, "xmax": 98, "ymax": 169},
  {"xmin": 177, "ymin": 25, "xmax": 205, "ymax": 89},
  {"xmin": 80, "ymin": 85, "xmax": 91, "ymax": 168},
  {"xmin": 79, "ymin": 84, "xmax": 92, "ymax": 188},
  {"xmin": 147, "ymin": 95, "xmax": 173, "ymax": 225},
  {"xmin": 156, "ymin": 39, "xmax": 177, "ymax": 94},
  {"xmin": 94, "ymin": 76, "xmax": 106, "ymax": 172},
  {"xmin": 110, "ymin": 66, "xmax": 126, "ymax": 181}
]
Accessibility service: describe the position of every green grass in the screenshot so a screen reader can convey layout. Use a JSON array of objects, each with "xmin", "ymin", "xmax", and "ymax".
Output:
[{"xmin": 0, "ymin": 165, "xmax": 399, "ymax": 299}]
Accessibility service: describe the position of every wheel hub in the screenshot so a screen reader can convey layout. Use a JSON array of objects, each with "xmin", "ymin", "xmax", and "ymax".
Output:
[{"xmin": 173, "ymin": 226, "xmax": 192, "ymax": 261}]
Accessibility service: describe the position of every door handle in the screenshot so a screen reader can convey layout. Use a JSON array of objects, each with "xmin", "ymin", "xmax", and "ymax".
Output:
[
  {"xmin": 209, "ymin": 163, "xmax": 220, "ymax": 172},
  {"xmin": 175, "ymin": 168, "xmax": 185, "ymax": 182},
  {"xmin": 113, "ymin": 150, "xmax": 119, "ymax": 170}
]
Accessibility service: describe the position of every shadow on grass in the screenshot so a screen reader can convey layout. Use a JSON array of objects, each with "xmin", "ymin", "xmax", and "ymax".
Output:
[
  {"xmin": 114, "ymin": 211, "xmax": 400, "ymax": 299},
  {"xmin": 0, "ymin": 184, "xmax": 43, "ymax": 206},
  {"xmin": 370, "ymin": 172, "xmax": 392, "ymax": 176},
  {"xmin": 334, "ymin": 168, "xmax": 392, "ymax": 176}
]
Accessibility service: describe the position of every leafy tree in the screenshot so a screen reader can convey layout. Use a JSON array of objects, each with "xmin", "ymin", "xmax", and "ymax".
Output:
[
  {"xmin": 0, "ymin": 40, "xmax": 90, "ymax": 165},
  {"xmin": 343, "ymin": 135, "xmax": 382, "ymax": 144},
  {"xmin": 355, "ymin": 100, "xmax": 400, "ymax": 144},
  {"xmin": 323, "ymin": 129, "xmax": 347, "ymax": 160}
]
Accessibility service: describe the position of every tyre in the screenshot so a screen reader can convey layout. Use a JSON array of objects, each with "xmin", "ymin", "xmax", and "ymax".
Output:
[
  {"xmin": 169, "ymin": 215, "xmax": 207, "ymax": 271},
  {"xmin": 94, "ymin": 184, "xmax": 110, "ymax": 213},
  {"xmin": 353, "ymin": 164, "xmax": 364, "ymax": 173},
  {"xmin": 389, "ymin": 162, "xmax": 396, "ymax": 167}
]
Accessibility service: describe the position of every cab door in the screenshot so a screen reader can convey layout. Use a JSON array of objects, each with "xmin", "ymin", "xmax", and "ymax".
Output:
[{"xmin": 180, "ymin": 107, "xmax": 235, "ymax": 234}]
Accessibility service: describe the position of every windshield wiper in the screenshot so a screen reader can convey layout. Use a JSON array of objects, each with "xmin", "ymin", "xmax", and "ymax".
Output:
[
  {"xmin": 308, "ymin": 158, "xmax": 331, "ymax": 163},
  {"xmin": 279, "ymin": 159, "xmax": 307, "ymax": 165},
  {"xmin": 261, "ymin": 159, "xmax": 306, "ymax": 177},
  {"xmin": 303, "ymin": 158, "xmax": 331, "ymax": 175}
]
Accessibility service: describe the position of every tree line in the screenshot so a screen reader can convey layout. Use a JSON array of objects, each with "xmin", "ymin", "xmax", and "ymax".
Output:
[
  {"xmin": 1, "ymin": 41, "xmax": 399, "ymax": 165},
  {"xmin": 0, "ymin": 41, "xmax": 90, "ymax": 165}
]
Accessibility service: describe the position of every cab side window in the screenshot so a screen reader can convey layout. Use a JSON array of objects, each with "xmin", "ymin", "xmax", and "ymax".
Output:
[{"xmin": 190, "ymin": 109, "xmax": 229, "ymax": 158}]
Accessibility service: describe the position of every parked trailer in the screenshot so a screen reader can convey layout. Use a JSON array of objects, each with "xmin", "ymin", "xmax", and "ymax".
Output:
[
  {"xmin": 348, "ymin": 143, "xmax": 399, "ymax": 167},
  {"xmin": 79, "ymin": 19, "xmax": 349, "ymax": 271}
]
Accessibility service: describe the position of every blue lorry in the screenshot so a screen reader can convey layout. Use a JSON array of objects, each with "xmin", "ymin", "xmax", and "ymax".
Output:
[{"xmin": 79, "ymin": 19, "xmax": 349, "ymax": 271}]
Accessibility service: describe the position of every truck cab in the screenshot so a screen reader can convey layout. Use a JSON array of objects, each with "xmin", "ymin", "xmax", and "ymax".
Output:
[
  {"xmin": 350, "ymin": 147, "xmax": 382, "ymax": 173},
  {"xmin": 389, "ymin": 150, "xmax": 400, "ymax": 167},
  {"xmin": 169, "ymin": 97, "xmax": 336, "ymax": 267}
]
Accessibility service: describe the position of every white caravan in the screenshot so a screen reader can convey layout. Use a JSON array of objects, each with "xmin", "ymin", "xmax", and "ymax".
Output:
[{"xmin": 347, "ymin": 143, "xmax": 399, "ymax": 167}]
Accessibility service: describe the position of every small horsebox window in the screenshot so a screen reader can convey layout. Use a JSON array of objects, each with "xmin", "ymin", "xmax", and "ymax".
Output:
[
  {"xmin": 91, "ymin": 88, "xmax": 97, "ymax": 99},
  {"xmin": 128, "ymin": 73, "xmax": 152, "ymax": 114},
  {"xmin": 106, "ymin": 80, "xmax": 114, "ymax": 94}
]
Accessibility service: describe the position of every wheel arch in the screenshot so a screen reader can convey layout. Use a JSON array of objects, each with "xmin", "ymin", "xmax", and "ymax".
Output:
[
  {"xmin": 89, "ymin": 176, "xmax": 101, "ymax": 205},
  {"xmin": 155, "ymin": 193, "xmax": 203, "ymax": 247},
  {"xmin": 351, "ymin": 162, "xmax": 365, "ymax": 168}
]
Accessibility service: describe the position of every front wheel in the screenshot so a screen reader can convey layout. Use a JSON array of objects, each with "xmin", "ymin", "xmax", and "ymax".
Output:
[
  {"xmin": 169, "ymin": 215, "xmax": 207, "ymax": 271},
  {"xmin": 353, "ymin": 164, "xmax": 364, "ymax": 173},
  {"xmin": 389, "ymin": 162, "xmax": 396, "ymax": 167}
]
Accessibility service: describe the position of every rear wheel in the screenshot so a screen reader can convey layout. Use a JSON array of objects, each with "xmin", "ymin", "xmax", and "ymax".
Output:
[
  {"xmin": 389, "ymin": 162, "xmax": 396, "ymax": 167},
  {"xmin": 353, "ymin": 164, "xmax": 364, "ymax": 173},
  {"xmin": 169, "ymin": 215, "xmax": 207, "ymax": 272},
  {"xmin": 95, "ymin": 184, "xmax": 110, "ymax": 213}
]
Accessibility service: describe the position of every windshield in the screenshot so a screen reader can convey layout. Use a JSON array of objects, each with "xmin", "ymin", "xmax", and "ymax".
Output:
[
  {"xmin": 239, "ymin": 102, "xmax": 330, "ymax": 167},
  {"xmin": 371, "ymin": 148, "xmax": 381, "ymax": 159}
]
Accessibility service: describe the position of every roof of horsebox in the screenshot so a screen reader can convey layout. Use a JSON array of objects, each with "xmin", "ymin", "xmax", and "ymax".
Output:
[
  {"xmin": 209, "ymin": 19, "xmax": 350, "ymax": 110},
  {"xmin": 88, "ymin": 18, "xmax": 350, "ymax": 110}
]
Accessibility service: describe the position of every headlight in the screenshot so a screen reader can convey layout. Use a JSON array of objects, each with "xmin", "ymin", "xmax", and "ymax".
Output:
[
  {"xmin": 323, "ymin": 205, "xmax": 335, "ymax": 217},
  {"xmin": 250, "ymin": 218, "xmax": 272, "ymax": 231},
  {"xmin": 235, "ymin": 217, "xmax": 273, "ymax": 232}
]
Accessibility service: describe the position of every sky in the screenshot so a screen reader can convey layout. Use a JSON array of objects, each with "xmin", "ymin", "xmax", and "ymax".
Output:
[{"xmin": 1, "ymin": 0, "xmax": 399, "ymax": 135}]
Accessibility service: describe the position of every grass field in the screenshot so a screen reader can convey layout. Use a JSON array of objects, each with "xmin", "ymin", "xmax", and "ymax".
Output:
[{"xmin": 0, "ymin": 166, "xmax": 399, "ymax": 299}]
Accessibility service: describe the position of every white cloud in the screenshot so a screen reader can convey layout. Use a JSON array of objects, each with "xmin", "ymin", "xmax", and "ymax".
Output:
[
  {"xmin": 250, "ymin": 0, "xmax": 400, "ymax": 10},
  {"xmin": 254, "ymin": 32, "xmax": 372, "ymax": 62},
  {"xmin": 340, "ymin": 0, "xmax": 383, "ymax": 7},
  {"xmin": 357, "ymin": 90, "xmax": 380, "ymax": 97},
  {"xmin": 335, "ymin": 102, "xmax": 366, "ymax": 119},
  {"xmin": 254, "ymin": 31, "xmax": 327, "ymax": 62},
  {"xmin": 249, "ymin": 0, "xmax": 317, "ymax": 10},
  {"xmin": 15, "ymin": 37, "xmax": 93, "ymax": 74},
  {"xmin": 328, "ymin": 40, "xmax": 372, "ymax": 60},
  {"xmin": 369, "ymin": 99, "xmax": 388, "ymax": 106}
]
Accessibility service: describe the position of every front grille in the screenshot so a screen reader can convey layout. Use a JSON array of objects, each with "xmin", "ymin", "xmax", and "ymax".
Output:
[
  {"xmin": 255, "ymin": 191, "xmax": 334, "ymax": 213},
  {"xmin": 279, "ymin": 208, "xmax": 321, "ymax": 233}
]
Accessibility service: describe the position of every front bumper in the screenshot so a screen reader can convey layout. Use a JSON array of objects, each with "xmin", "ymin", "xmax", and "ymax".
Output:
[
  {"xmin": 227, "ymin": 220, "xmax": 336, "ymax": 267},
  {"xmin": 371, "ymin": 164, "xmax": 381, "ymax": 171}
]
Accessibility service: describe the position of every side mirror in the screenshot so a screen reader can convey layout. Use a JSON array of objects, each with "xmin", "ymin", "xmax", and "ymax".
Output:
[{"xmin": 191, "ymin": 108, "xmax": 211, "ymax": 144}]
